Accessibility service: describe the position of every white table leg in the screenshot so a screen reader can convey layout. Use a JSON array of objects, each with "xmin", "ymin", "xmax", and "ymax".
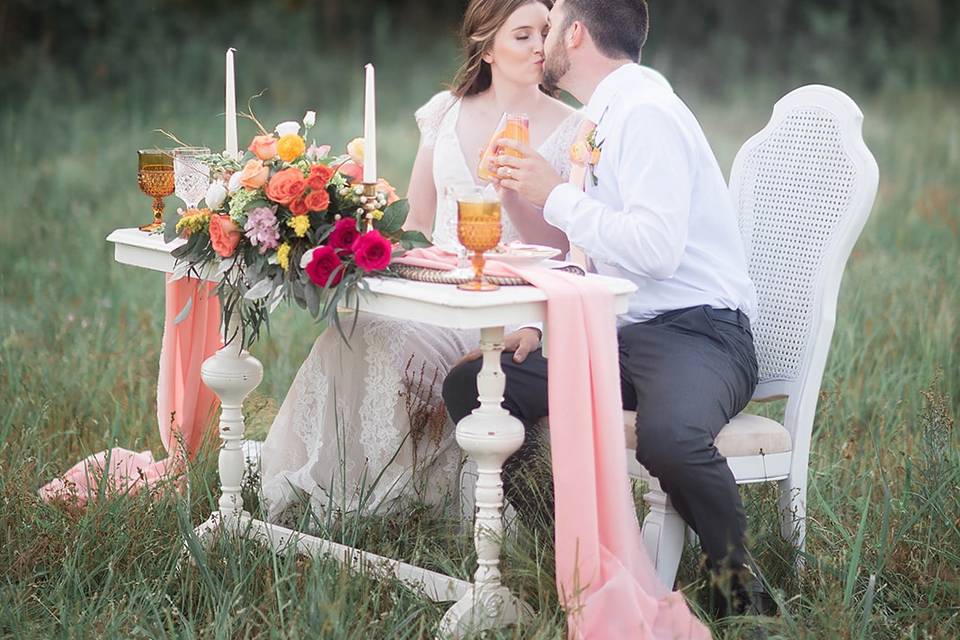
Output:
[
  {"xmin": 195, "ymin": 311, "xmax": 264, "ymax": 538},
  {"xmin": 438, "ymin": 326, "xmax": 532, "ymax": 638}
]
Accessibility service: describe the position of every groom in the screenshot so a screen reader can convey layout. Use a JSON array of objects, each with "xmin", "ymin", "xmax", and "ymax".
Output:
[{"xmin": 443, "ymin": 0, "xmax": 763, "ymax": 615}]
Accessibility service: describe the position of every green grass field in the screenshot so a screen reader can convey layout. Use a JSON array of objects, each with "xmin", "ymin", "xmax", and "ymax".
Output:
[{"xmin": 1, "ymin": 42, "xmax": 958, "ymax": 639}]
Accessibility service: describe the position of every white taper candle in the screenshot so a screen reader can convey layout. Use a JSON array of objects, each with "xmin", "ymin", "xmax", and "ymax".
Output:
[
  {"xmin": 363, "ymin": 63, "xmax": 377, "ymax": 184},
  {"xmin": 225, "ymin": 48, "xmax": 238, "ymax": 159}
]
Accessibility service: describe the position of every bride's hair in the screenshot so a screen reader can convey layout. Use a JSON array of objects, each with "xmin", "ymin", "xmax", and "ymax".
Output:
[{"xmin": 451, "ymin": 0, "xmax": 553, "ymax": 97}]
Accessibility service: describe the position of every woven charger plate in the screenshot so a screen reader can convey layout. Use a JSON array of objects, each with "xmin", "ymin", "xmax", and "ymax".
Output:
[{"xmin": 391, "ymin": 263, "xmax": 585, "ymax": 286}]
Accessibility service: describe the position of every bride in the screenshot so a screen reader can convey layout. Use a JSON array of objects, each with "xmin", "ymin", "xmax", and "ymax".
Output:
[{"xmin": 261, "ymin": 0, "xmax": 581, "ymax": 523}]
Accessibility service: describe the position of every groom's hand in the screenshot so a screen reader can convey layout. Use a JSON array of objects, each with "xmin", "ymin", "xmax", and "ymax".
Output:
[
  {"xmin": 493, "ymin": 140, "xmax": 563, "ymax": 208},
  {"xmin": 455, "ymin": 328, "xmax": 542, "ymax": 366}
]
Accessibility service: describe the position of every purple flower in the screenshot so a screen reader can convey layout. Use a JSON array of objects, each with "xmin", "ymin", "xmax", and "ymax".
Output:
[{"xmin": 244, "ymin": 206, "xmax": 280, "ymax": 254}]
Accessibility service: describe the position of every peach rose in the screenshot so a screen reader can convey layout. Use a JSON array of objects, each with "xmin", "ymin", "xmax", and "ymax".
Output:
[
  {"xmin": 209, "ymin": 214, "xmax": 242, "ymax": 258},
  {"xmin": 346, "ymin": 137, "xmax": 365, "ymax": 164},
  {"xmin": 376, "ymin": 178, "xmax": 399, "ymax": 205},
  {"xmin": 238, "ymin": 159, "xmax": 269, "ymax": 189},
  {"xmin": 265, "ymin": 167, "xmax": 307, "ymax": 206},
  {"xmin": 248, "ymin": 135, "xmax": 277, "ymax": 161},
  {"xmin": 276, "ymin": 134, "xmax": 306, "ymax": 163}
]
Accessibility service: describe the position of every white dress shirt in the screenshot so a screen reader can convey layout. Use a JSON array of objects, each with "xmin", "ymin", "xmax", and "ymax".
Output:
[{"xmin": 544, "ymin": 63, "xmax": 757, "ymax": 325}]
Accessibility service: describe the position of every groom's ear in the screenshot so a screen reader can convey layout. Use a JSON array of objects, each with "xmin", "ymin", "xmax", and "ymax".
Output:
[{"xmin": 567, "ymin": 20, "xmax": 586, "ymax": 49}]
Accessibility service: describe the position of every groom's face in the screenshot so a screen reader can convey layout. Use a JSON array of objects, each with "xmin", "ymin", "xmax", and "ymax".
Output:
[{"xmin": 542, "ymin": 1, "xmax": 571, "ymax": 92}]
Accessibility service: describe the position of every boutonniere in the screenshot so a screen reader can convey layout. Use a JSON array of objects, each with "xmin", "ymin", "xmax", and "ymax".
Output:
[{"xmin": 569, "ymin": 128, "xmax": 603, "ymax": 186}]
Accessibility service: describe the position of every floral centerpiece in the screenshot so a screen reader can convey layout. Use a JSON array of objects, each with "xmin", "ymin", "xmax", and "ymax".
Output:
[{"xmin": 166, "ymin": 111, "xmax": 429, "ymax": 346}]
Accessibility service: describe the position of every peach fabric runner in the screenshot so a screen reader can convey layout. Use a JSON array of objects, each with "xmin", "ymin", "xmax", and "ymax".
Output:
[
  {"xmin": 396, "ymin": 248, "xmax": 709, "ymax": 639},
  {"xmin": 39, "ymin": 276, "xmax": 222, "ymax": 505}
]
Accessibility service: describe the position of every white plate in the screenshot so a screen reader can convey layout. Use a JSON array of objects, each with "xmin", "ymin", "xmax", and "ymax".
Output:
[{"xmin": 484, "ymin": 244, "xmax": 561, "ymax": 266}]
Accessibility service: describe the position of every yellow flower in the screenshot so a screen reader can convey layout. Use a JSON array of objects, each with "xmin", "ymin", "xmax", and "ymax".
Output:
[
  {"xmin": 346, "ymin": 137, "xmax": 365, "ymax": 164},
  {"xmin": 590, "ymin": 147, "xmax": 602, "ymax": 166},
  {"xmin": 175, "ymin": 208, "xmax": 212, "ymax": 236},
  {"xmin": 370, "ymin": 209, "xmax": 384, "ymax": 220},
  {"xmin": 287, "ymin": 215, "xmax": 310, "ymax": 238},
  {"xmin": 276, "ymin": 134, "xmax": 307, "ymax": 163},
  {"xmin": 277, "ymin": 242, "xmax": 291, "ymax": 271}
]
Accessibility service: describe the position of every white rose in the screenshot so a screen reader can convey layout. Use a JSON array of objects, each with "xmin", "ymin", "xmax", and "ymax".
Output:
[
  {"xmin": 275, "ymin": 121, "xmax": 301, "ymax": 137},
  {"xmin": 299, "ymin": 247, "xmax": 317, "ymax": 270},
  {"xmin": 303, "ymin": 110, "xmax": 316, "ymax": 128},
  {"xmin": 204, "ymin": 181, "xmax": 227, "ymax": 209},
  {"xmin": 228, "ymin": 171, "xmax": 243, "ymax": 194}
]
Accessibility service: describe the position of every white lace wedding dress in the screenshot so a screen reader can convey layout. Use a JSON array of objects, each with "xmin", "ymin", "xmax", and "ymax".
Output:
[{"xmin": 260, "ymin": 91, "xmax": 581, "ymax": 523}]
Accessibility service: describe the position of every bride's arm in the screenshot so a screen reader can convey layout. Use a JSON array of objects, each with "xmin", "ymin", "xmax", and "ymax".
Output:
[
  {"xmin": 499, "ymin": 188, "xmax": 570, "ymax": 253},
  {"xmin": 403, "ymin": 146, "xmax": 437, "ymax": 238}
]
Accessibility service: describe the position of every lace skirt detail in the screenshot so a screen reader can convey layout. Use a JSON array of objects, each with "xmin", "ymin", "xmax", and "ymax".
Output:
[{"xmin": 260, "ymin": 313, "xmax": 478, "ymax": 524}]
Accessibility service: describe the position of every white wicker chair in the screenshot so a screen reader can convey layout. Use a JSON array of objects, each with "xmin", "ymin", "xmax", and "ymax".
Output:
[{"xmin": 633, "ymin": 85, "xmax": 879, "ymax": 587}]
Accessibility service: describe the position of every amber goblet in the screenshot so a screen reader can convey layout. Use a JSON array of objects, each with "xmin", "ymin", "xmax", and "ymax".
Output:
[
  {"xmin": 456, "ymin": 189, "xmax": 502, "ymax": 292},
  {"xmin": 137, "ymin": 149, "xmax": 175, "ymax": 232}
]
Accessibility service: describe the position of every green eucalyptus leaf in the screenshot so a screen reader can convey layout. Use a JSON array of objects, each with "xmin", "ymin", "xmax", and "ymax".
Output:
[
  {"xmin": 399, "ymin": 230, "xmax": 431, "ymax": 250},
  {"xmin": 375, "ymin": 199, "xmax": 409, "ymax": 235}
]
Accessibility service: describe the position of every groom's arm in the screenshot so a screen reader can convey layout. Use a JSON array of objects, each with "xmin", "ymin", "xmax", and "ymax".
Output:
[{"xmin": 543, "ymin": 104, "xmax": 694, "ymax": 280}]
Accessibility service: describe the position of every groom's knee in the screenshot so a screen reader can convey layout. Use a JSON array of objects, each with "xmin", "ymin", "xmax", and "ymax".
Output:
[{"xmin": 442, "ymin": 359, "xmax": 483, "ymax": 424}]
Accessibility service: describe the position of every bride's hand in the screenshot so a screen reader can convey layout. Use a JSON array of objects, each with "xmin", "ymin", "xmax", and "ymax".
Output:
[{"xmin": 455, "ymin": 328, "xmax": 542, "ymax": 366}]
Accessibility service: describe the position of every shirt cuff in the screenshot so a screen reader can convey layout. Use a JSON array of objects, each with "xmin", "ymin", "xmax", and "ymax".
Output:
[
  {"xmin": 543, "ymin": 183, "xmax": 587, "ymax": 230},
  {"xmin": 516, "ymin": 322, "xmax": 543, "ymax": 337}
]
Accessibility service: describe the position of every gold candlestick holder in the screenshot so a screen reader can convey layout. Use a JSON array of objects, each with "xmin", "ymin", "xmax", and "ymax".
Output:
[{"xmin": 361, "ymin": 182, "xmax": 380, "ymax": 232}]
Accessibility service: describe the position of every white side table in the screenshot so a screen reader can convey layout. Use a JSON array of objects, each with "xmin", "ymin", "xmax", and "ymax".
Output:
[{"xmin": 107, "ymin": 228, "xmax": 636, "ymax": 638}]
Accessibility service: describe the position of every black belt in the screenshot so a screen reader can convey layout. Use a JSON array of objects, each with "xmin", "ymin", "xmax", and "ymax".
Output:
[{"xmin": 704, "ymin": 307, "xmax": 751, "ymax": 333}]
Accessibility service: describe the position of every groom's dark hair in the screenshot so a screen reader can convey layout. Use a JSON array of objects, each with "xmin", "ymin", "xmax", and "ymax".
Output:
[{"xmin": 561, "ymin": 0, "xmax": 648, "ymax": 62}]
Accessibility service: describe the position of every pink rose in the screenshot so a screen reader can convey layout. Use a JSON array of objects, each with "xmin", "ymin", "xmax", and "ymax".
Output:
[
  {"xmin": 209, "ymin": 214, "xmax": 242, "ymax": 258},
  {"xmin": 238, "ymin": 159, "xmax": 269, "ymax": 189},
  {"xmin": 327, "ymin": 217, "xmax": 361, "ymax": 253},
  {"xmin": 305, "ymin": 245, "xmax": 343, "ymax": 287},
  {"xmin": 248, "ymin": 135, "xmax": 277, "ymax": 161},
  {"xmin": 337, "ymin": 160, "xmax": 363, "ymax": 182},
  {"xmin": 351, "ymin": 230, "xmax": 392, "ymax": 272}
]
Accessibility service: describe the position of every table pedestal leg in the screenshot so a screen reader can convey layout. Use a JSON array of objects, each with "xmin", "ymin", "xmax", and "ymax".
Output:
[
  {"xmin": 438, "ymin": 326, "xmax": 532, "ymax": 638},
  {"xmin": 191, "ymin": 314, "xmax": 264, "ymax": 543}
]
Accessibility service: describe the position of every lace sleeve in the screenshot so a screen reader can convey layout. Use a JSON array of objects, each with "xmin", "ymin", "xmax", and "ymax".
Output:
[
  {"xmin": 414, "ymin": 91, "xmax": 456, "ymax": 149},
  {"xmin": 544, "ymin": 111, "xmax": 585, "ymax": 181}
]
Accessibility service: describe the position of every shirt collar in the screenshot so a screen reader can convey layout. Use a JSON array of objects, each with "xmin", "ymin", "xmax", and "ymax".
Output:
[{"xmin": 582, "ymin": 62, "xmax": 639, "ymax": 123}]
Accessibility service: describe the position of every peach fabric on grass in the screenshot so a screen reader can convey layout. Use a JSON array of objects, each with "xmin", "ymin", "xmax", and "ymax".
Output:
[{"xmin": 39, "ymin": 276, "xmax": 222, "ymax": 506}]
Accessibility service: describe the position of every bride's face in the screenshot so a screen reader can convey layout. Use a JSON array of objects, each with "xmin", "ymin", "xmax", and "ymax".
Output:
[{"xmin": 483, "ymin": 2, "xmax": 549, "ymax": 87}]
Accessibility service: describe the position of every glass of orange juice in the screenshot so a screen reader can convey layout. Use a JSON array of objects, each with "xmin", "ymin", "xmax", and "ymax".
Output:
[
  {"xmin": 477, "ymin": 112, "xmax": 530, "ymax": 182},
  {"xmin": 456, "ymin": 187, "xmax": 502, "ymax": 291}
]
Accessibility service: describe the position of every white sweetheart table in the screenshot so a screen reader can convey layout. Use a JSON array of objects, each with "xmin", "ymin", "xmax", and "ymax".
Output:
[{"xmin": 107, "ymin": 227, "xmax": 636, "ymax": 638}]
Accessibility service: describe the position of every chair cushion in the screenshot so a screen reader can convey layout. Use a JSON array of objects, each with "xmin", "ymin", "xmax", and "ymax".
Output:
[{"xmin": 623, "ymin": 411, "xmax": 792, "ymax": 458}]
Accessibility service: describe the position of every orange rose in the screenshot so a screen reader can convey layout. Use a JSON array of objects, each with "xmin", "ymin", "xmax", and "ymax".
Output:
[
  {"xmin": 209, "ymin": 214, "xmax": 242, "ymax": 258},
  {"xmin": 265, "ymin": 167, "xmax": 307, "ymax": 206},
  {"xmin": 238, "ymin": 159, "xmax": 269, "ymax": 189},
  {"xmin": 289, "ymin": 196, "xmax": 308, "ymax": 216},
  {"xmin": 248, "ymin": 135, "xmax": 277, "ymax": 161},
  {"xmin": 376, "ymin": 178, "xmax": 399, "ymax": 205},
  {"xmin": 276, "ymin": 134, "xmax": 306, "ymax": 163},
  {"xmin": 305, "ymin": 189, "xmax": 330, "ymax": 212},
  {"xmin": 306, "ymin": 164, "xmax": 334, "ymax": 191}
]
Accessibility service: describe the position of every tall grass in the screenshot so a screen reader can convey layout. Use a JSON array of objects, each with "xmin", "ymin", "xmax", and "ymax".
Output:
[{"xmin": 1, "ymin": 36, "xmax": 958, "ymax": 639}]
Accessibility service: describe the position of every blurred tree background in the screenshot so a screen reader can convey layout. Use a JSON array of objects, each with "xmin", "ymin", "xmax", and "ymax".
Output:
[{"xmin": 2, "ymin": 0, "xmax": 958, "ymax": 97}]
